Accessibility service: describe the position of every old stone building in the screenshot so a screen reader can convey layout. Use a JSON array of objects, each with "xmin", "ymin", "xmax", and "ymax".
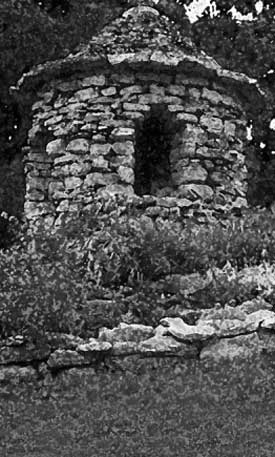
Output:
[{"xmin": 13, "ymin": 1, "xmax": 266, "ymax": 227}]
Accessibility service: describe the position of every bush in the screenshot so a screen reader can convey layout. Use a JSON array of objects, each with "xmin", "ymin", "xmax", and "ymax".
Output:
[{"xmin": 1, "ymin": 205, "xmax": 275, "ymax": 338}]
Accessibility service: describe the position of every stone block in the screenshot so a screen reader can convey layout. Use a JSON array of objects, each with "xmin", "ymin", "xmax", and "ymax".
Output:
[
  {"xmin": 111, "ymin": 141, "xmax": 135, "ymax": 156},
  {"xmin": 181, "ymin": 124, "xmax": 208, "ymax": 145},
  {"xmin": 84, "ymin": 172, "xmax": 118, "ymax": 187},
  {"xmin": 176, "ymin": 113, "xmax": 198, "ymax": 123},
  {"xmin": 118, "ymin": 166, "xmax": 135, "ymax": 184},
  {"xmin": 96, "ymin": 184, "xmax": 134, "ymax": 197},
  {"xmin": 90, "ymin": 156, "xmax": 109, "ymax": 170},
  {"xmin": 123, "ymin": 103, "xmax": 150, "ymax": 112},
  {"xmin": 90, "ymin": 143, "xmax": 112, "ymax": 156},
  {"xmin": 224, "ymin": 120, "xmax": 236, "ymax": 138},
  {"xmin": 173, "ymin": 163, "xmax": 208, "ymax": 185},
  {"xmin": 138, "ymin": 94, "xmax": 164, "ymax": 104},
  {"xmin": 112, "ymin": 154, "xmax": 135, "ymax": 168},
  {"xmin": 24, "ymin": 202, "xmax": 55, "ymax": 219},
  {"xmin": 178, "ymin": 184, "xmax": 214, "ymax": 201},
  {"xmin": 26, "ymin": 177, "xmax": 48, "ymax": 192},
  {"xmin": 123, "ymin": 112, "xmax": 145, "ymax": 121},
  {"xmin": 200, "ymin": 115, "xmax": 223, "ymax": 134},
  {"xmin": 56, "ymin": 200, "xmax": 70, "ymax": 212},
  {"xmin": 64, "ymin": 176, "xmax": 83, "ymax": 190},
  {"xmin": 167, "ymin": 105, "xmax": 185, "ymax": 112},
  {"xmin": 48, "ymin": 181, "xmax": 66, "ymax": 199},
  {"xmin": 27, "ymin": 189, "xmax": 45, "ymax": 201},
  {"xmin": 111, "ymin": 127, "xmax": 135, "ymax": 140},
  {"xmin": 67, "ymin": 138, "xmax": 90, "ymax": 154},
  {"xmin": 84, "ymin": 112, "xmax": 114, "ymax": 122},
  {"xmin": 149, "ymin": 84, "xmax": 165, "ymax": 96},
  {"xmin": 188, "ymin": 88, "xmax": 201, "ymax": 100},
  {"xmin": 202, "ymin": 88, "xmax": 223, "ymax": 105},
  {"xmin": 210, "ymin": 171, "xmax": 228, "ymax": 184},
  {"xmin": 166, "ymin": 85, "xmax": 186, "ymax": 96},
  {"xmin": 120, "ymin": 85, "xmax": 143, "ymax": 97},
  {"xmin": 46, "ymin": 139, "xmax": 66, "ymax": 158},
  {"xmin": 44, "ymin": 115, "xmax": 63, "ymax": 126},
  {"xmin": 81, "ymin": 75, "xmax": 106, "ymax": 86},
  {"xmin": 101, "ymin": 87, "xmax": 117, "ymax": 96},
  {"xmin": 54, "ymin": 153, "xmax": 80, "ymax": 166},
  {"xmin": 75, "ymin": 87, "xmax": 97, "ymax": 102}
]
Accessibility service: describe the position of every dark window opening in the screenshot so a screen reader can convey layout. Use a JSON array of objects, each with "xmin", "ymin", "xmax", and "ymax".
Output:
[{"xmin": 134, "ymin": 106, "xmax": 175, "ymax": 197}]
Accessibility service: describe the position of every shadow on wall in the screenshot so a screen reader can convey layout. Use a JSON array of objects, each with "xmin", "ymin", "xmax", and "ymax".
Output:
[
  {"xmin": 134, "ymin": 104, "xmax": 177, "ymax": 197},
  {"xmin": 246, "ymin": 145, "xmax": 275, "ymax": 208},
  {"xmin": 0, "ymin": 153, "xmax": 25, "ymax": 217}
]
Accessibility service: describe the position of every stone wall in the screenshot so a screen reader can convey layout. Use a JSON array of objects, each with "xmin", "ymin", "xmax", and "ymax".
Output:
[
  {"xmin": 1, "ymin": 298, "xmax": 275, "ymax": 384},
  {"xmin": 24, "ymin": 70, "xmax": 249, "ymax": 227}
]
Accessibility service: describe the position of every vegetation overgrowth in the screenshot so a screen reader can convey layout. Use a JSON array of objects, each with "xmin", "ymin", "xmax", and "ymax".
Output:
[{"xmin": 1, "ymin": 204, "xmax": 275, "ymax": 339}]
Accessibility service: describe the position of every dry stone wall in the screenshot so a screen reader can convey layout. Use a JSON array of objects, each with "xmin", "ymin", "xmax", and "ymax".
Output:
[
  {"xmin": 1, "ymin": 299, "xmax": 275, "ymax": 385},
  {"xmin": 24, "ymin": 70, "xmax": 249, "ymax": 227}
]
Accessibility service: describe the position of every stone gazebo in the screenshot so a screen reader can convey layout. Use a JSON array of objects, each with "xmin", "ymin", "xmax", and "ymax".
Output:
[{"xmin": 13, "ymin": 2, "xmax": 265, "ymax": 227}]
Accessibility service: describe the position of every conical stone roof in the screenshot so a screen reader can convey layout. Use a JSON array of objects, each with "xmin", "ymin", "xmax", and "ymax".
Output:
[{"xmin": 12, "ymin": 2, "xmax": 265, "ymax": 115}]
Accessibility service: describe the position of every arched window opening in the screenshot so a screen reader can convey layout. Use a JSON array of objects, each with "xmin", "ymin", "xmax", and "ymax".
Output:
[{"xmin": 134, "ymin": 105, "xmax": 175, "ymax": 197}]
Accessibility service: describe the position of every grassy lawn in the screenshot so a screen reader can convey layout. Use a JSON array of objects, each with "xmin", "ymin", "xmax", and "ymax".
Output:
[{"xmin": 1, "ymin": 357, "xmax": 275, "ymax": 457}]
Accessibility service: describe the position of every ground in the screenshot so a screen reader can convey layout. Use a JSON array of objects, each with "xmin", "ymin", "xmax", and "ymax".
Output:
[{"xmin": 1, "ymin": 357, "xmax": 275, "ymax": 457}]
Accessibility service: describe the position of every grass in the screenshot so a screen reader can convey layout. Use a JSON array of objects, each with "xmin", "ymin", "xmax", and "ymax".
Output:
[{"xmin": 1, "ymin": 357, "xmax": 275, "ymax": 457}]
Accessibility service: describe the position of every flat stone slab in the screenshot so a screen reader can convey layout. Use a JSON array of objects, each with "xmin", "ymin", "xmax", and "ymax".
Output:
[
  {"xmin": 159, "ymin": 317, "xmax": 216, "ymax": 342},
  {"xmin": 138, "ymin": 334, "xmax": 198, "ymax": 357}
]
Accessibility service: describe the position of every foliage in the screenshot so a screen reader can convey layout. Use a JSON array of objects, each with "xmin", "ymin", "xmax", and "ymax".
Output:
[{"xmin": 2, "ymin": 204, "xmax": 275, "ymax": 336}]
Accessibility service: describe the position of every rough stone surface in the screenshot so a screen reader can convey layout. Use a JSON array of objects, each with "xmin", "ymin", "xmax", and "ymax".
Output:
[
  {"xmin": 200, "ymin": 333, "xmax": 261, "ymax": 363},
  {"xmin": 17, "ymin": 3, "xmax": 258, "ymax": 227},
  {"xmin": 1, "ymin": 294, "xmax": 275, "ymax": 382},
  {"xmin": 138, "ymin": 335, "xmax": 198, "ymax": 357},
  {"xmin": 159, "ymin": 317, "xmax": 215, "ymax": 342}
]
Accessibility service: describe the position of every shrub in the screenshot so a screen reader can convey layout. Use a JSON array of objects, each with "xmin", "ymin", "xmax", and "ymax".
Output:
[{"xmin": 1, "ymin": 204, "xmax": 275, "ymax": 337}]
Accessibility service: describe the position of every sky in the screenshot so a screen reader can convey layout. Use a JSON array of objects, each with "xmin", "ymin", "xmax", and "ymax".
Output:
[{"xmin": 177, "ymin": 0, "xmax": 264, "ymax": 23}]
